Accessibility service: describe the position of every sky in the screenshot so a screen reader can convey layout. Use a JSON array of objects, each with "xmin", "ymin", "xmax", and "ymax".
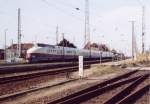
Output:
[{"xmin": 0, "ymin": 0, "xmax": 150, "ymax": 56}]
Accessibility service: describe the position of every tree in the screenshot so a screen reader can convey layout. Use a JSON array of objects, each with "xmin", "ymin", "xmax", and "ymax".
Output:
[
  {"xmin": 57, "ymin": 38, "xmax": 76, "ymax": 48},
  {"xmin": 84, "ymin": 42, "xmax": 110, "ymax": 51}
]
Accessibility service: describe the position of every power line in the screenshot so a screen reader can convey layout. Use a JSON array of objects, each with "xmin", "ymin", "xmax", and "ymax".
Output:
[
  {"xmin": 136, "ymin": 0, "xmax": 144, "ymax": 6},
  {"xmin": 53, "ymin": 0, "xmax": 80, "ymax": 11},
  {"xmin": 41, "ymin": 0, "xmax": 105, "ymax": 45},
  {"xmin": 41, "ymin": 0, "xmax": 100, "ymax": 29},
  {"xmin": 57, "ymin": 0, "xmax": 82, "ymax": 8},
  {"xmin": 52, "ymin": 0, "xmax": 103, "ymax": 20},
  {"xmin": 41, "ymin": 0, "xmax": 83, "ymax": 21}
]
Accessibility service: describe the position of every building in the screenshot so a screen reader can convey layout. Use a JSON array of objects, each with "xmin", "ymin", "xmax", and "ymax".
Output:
[{"xmin": 7, "ymin": 43, "xmax": 33, "ymax": 59}]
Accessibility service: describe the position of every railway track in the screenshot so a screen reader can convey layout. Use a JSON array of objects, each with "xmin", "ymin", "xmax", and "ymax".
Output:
[
  {"xmin": 103, "ymin": 74, "xmax": 149, "ymax": 104},
  {"xmin": 48, "ymin": 70, "xmax": 149, "ymax": 104},
  {"xmin": 0, "ymin": 65, "xmax": 90, "ymax": 84},
  {"xmin": 0, "ymin": 70, "xmax": 142, "ymax": 103},
  {"xmin": 0, "ymin": 79, "xmax": 78, "ymax": 102},
  {"xmin": 117, "ymin": 84, "xmax": 150, "ymax": 104},
  {"xmin": 0, "ymin": 59, "xmax": 112, "ymax": 84},
  {"xmin": 0, "ymin": 58, "xmax": 113, "ymax": 66},
  {"xmin": 0, "ymin": 60, "xmax": 110, "ymax": 74}
]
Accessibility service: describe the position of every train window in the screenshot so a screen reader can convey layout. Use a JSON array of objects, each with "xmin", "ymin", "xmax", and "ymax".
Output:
[
  {"xmin": 37, "ymin": 43, "xmax": 55, "ymax": 48},
  {"xmin": 67, "ymin": 51, "xmax": 71, "ymax": 53}
]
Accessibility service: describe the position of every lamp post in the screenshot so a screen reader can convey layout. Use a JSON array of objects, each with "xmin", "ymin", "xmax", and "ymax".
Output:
[
  {"xmin": 98, "ymin": 35, "xmax": 104, "ymax": 64},
  {"xmin": 100, "ymin": 50, "xmax": 102, "ymax": 64},
  {"xmin": 62, "ymin": 33, "xmax": 65, "ymax": 60},
  {"xmin": 4, "ymin": 29, "xmax": 8, "ymax": 63}
]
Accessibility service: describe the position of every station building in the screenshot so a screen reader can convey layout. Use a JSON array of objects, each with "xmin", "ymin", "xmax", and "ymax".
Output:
[{"xmin": 6, "ymin": 43, "xmax": 33, "ymax": 60}]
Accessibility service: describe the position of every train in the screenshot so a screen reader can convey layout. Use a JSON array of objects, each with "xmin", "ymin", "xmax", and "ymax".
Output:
[{"xmin": 26, "ymin": 43, "xmax": 115, "ymax": 63}]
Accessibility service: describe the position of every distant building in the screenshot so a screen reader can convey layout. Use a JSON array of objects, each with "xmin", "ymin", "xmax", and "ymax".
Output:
[
  {"xmin": 7, "ymin": 43, "xmax": 33, "ymax": 59},
  {"xmin": 0, "ymin": 49, "xmax": 4, "ymax": 60}
]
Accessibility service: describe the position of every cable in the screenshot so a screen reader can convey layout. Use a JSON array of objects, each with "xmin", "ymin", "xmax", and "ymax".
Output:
[
  {"xmin": 42, "ymin": 0, "xmax": 97, "ymax": 36},
  {"xmin": 53, "ymin": 0, "xmax": 81, "ymax": 11},
  {"xmin": 41, "ymin": 0, "xmax": 83, "ymax": 21},
  {"xmin": 40, "ymin": 0, "xmax": 85, "ymax": 37},
  {"xmin": 52, "ymin": 0, "xmax": 102, "ymax": 20},
  {"xmin": 136, "ymin": 0, "xmax": 144, "ymax": 6},
  {"xmin": 40, "ymin": 0, "xmax": 104, "ymax": 43}
]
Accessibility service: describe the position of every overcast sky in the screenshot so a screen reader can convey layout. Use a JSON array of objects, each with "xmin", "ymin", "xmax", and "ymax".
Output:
[{"xmin": 0, "ymin": 0, "xmax": 150, "ymax": 55}]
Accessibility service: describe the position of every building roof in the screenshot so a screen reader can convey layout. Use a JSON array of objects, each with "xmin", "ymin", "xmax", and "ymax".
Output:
[{"xmin": 7, "ymin": 43, "xmax": 33, "ymax": 50}]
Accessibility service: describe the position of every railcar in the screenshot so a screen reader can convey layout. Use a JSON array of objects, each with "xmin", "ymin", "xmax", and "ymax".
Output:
[{"xmin": 26, "ymin": 43, "xmax": 114, "ymax": 63}]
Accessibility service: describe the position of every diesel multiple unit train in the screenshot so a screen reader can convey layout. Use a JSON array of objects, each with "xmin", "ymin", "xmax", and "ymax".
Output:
[{"xmin": 26, "ymin": 43, "xmax": 114, "ymax": 63}]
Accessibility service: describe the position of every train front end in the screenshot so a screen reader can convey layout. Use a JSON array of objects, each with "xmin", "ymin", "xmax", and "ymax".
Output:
[{"xmin": 26, "ymin": 46, "xmax": 42, "ymax": 63}]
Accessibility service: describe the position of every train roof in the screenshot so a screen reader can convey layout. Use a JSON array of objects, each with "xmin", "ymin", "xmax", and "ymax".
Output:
[
  {"xmin": 36, "ymin": 43, "xmax": 55, "ymax": 48},
  {"xmin": 35, "ymin": 43, "xmax": 78, "ymax": 49}
]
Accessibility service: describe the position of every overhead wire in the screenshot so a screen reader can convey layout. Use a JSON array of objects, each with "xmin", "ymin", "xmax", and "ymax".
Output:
[
  {"xmin": 52, "ymin": 0, "xmax": 103, "ymax": 34},
  {"xmin": 52, "ymin": 0, "xmax": 103, "ymax": 20},
  {"xmin": 136, "ymin": 0, "xmax": 144, "ymax": 6},
  {"xmin": 57, "ymin": 0, "xmax": 102, "ymax": 18},
  {"xmin": 41, "ymin": 0, "xmax": 83, "ymax": 21},
  {"xmin": 41, "ymin": 0, "xmax": 101, "ymax": 28},
  {"xmin": 55, "ymin": 0, "xmax": 101, "ymax": 40},
  {"xmin": 40, "ymin": 0, "xmax": 105, "ymax": 43},
  {"xmin": 53, "ymin": 0, "xmax": 82, "ymax": 11},
  {"xmin": 40, "ymin": 0, "xmax": 85, "ymax": 43},
  {"xmin": 40, "ymin": 0, "xmax": 85, "ymax": 37}
]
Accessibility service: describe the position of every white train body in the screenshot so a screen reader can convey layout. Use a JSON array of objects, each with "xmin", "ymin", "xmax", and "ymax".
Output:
[{"xmin": 26, "ymin": 43, "xmax": 114, "ymax": 62}]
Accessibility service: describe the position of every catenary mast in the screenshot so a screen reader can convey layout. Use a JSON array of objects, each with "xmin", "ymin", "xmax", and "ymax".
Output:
[
  {"xmin": 84, "ymin": 0, "xmax": 90, "ymax": 46},
  {"xmin": 17, "ymin": 8, "xmax": 21, "ymax": 58},
  {"xmin": 142, "ymin": 6, "xmax": 145, "ymax": 53}
]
